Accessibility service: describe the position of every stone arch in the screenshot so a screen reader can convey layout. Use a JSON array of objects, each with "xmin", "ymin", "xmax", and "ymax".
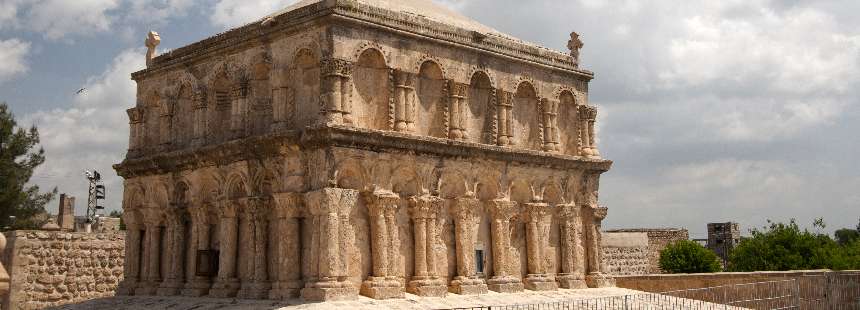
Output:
[
  {"xmin": 148, "ymin": 179, "xmax": 171, "ymax": 207},
  {"xmin": 558, "ymin": 90, "xmax": 579, "ymax": 156},
  {"xmin": 124, "ymin": 183, "xmax": 147, "ymax": 210},
  {"xmin": 390, "ymin": 165, "xmax": 422, "ymax": 197},
  {"xmin": 415, "ymin": 60, "xmax": 448, "ymax": 138},
  {"xmin": 542, "ymin": 179, "xmax": 564, "ymax": 205},
  {"xmin": 475, "ymin": 171, "xmax": 501, "ymax": 201},
  {"xmin": 352, "ymin": 48, "xmax": 391, "ymax": 131},
  {"xmin": 509, "ymin": 179, "xmax": 534, "ymax": 204},
  {"xmin": 224, "ymin": 172, "xmax": 249, "ymax": 199},
  {"xmin": 512, "ymin": 81, "xmax": 542, "ymax": 151},
  {"xmin": 438, "ymin": 169, "xmax": 468, "ymax": 199},
  {"xmin": 335, "ymin": 158, "xmax": 369, "ymax": 191},
  {"xmin": 467, "ymin": 71, "xmax": 494, "ymax": 144},
  {"xmin": 173, "ymin": 181, "xmax": 191, "ymax": 206},
  {"xmin": 291, "ymin": 48, "xmax": 321, "ymax": 128}
]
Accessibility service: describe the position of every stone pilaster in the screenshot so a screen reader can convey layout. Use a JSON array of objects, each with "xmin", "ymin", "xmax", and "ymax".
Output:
[
  {"xmin": 126, "ymin": 108, "xmax": 144, "ymax": 156},
  {"xmin": 486, "ymin": 199, "xmax": 523, "ymax": 293},
  {"xmin": 191, "ymin": 91, "xmax": 207, "ymax": 146},
  {"xmin": 449, "ymin": 81, "xmax": 469, "ymax": 140},
  {"xmin": 360, "ymin": 189, "xmax": 404, "ymax": 299},
  {"xmin": 237, "ymin": 197, "xmax": 272, "ymax": 299},
  {"xmin": 182, "ymin": 203, "xmax": 213, "ymax": 297},
  {"xmin": 393, "ymin": 70, "xmax": 416, "ymax": 132},
  {"xmin": 496, "ymin": 91, "xmax": 514, "ymax": 146},
  {"xmin": 301, "ymin": 188, "xmax": 359, "ymax": 301},
  {"xmin": 230, "ymin": 83, "xmax": 249, "ymax": 137},
  {"xmin": 117, "ymin": 212, "xmax": 143, "ymax": 295},
  {"xmin": 407, "ymin": 194, "xmax": 447, "ymax": 297},
  {"xmin": 159, "ymin": 100, "xmax": 175, "ymax": 147},
  {"xmin": 136, "ymin": 207, "xmax": 164, "ymax": 295},
  {"xmin": 271, "ymin": 68, "xmax": 292, "ymax": 132},
  {"xmin": 320, "ymin": 58, "xmax": 355, "ymax": 126},
  {"xmin": 157, "ymin": 206, "xmax": 187, "ymax": 296},
  {"xmin": 269, "ymin": 193, "xmax": 305, "ymax": 300},
  {"xmin": 449, "ymin": 195, "xmax": 488, "ymax": 295},
  {"xmin": 522, "ymin": 202, "xmax": 557, "ymax": 291},
  {"xmin": 209, "ymin": 200, "xmax": 242, "ymax": 298},
  {"xmin": 585, "ymin": 206, "xmax": 614, "ymax": 288},
  {"xmin": 556, "ymin": 203, "xmax": 587, "ymax": 289}
]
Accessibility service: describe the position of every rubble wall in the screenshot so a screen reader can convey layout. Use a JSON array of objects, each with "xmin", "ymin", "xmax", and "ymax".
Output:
[
  {"xmin": 601, "ymin": 232, "xmax": 649, "ymax": 276},
  {"xmin": 605, "ymin": 228, "xmax": 689, "ymax": 274},
  {"xmin": 1, "ymin": 230, "xmax": 124, "ymax": 310}
]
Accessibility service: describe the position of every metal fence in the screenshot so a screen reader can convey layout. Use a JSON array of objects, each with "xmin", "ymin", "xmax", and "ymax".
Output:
[{"xmin": 450, "ymin": 274, "xmax": 860, "ymax": 310}]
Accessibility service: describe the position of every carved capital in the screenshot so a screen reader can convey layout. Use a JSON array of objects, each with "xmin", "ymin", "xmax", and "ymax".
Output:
[
  {"xmin": 364, "ymin": 189, "xmax": 400, "ymax": 217},
  {"xmin": 192, "ymin": 91, "xmax": 208, "ymax": 109},
  {"xmin": 497, "ymin": 91, "xmax": 514, "ymax": 107},
  {"xmin": 122, "ymin": 212, "xmax": 143, "ymax": 229},
  {"xmin": 305, "ymin": 187, "xmax": 359, "ymax": 217},
  {"xmin": 272, "ymin": 192, "xmax": 303, "ymax": 218},
  {"xmin": 451, "ymin": 197, "xmax": 481, "ymax": 221},
  {"xmin": 557, "ymin": 203, "xmax": 581, "ymax": 220},
  {"xmin": 164, "ymin": 206, "xmax": 188, "ymax": 226},
  {"xmin": 578, "ymin": 105, "xmax": 597, "ymax": 121},
  {"xmin": 188, "ymin": 203, "xmax": 210, "ymax": 224},
  {"xmin": 321, "ymin": 58, "xmax": 354, "ymax": 77},
  {"xmin": 216, "ymin": 200, "xmax": 241, "ymax": 218},
  {"xmin": 408, "ymin": 194, "xmax": 444, "ymax": 220},
  {"xmin": 394, "ymin": 69, "xmax": 415, "ymax": 88},
  {"xmin": 232, "ymin": 84, "xmax": 250, "ymax": 100},
  {"xmin": 247, "ymin": 197, "xmax": 272, "ymax": 221},
  {"xmin": 142, "ymin": 207, "xmax": 165, "ymax": 226},
  {"xmin": 449, "ymin": 81, "xmax": 468, "ymax": 98},
  {"xmin": 591, "ymin": 207, "xmax": 608, "ymax": 221},
  {"xmin": 522, "ymin": 202, "xmax": 551, "ymax": 223},
  {"xmin": 127, "ymin": 108, "xmax": 144, "ymax": 124},
  {"xmin": 487, "ymin": 199, "xmax": 519, "ymax": 221}
]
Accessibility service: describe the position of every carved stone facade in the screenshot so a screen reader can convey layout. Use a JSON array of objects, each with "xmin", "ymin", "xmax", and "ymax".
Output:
[{"xmin": 115, "ymin": 0, "xmax": 613, "ymax": 302}]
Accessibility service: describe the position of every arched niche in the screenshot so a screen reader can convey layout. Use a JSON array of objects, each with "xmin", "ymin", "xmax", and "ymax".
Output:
[
  {"xmin": 558, "ymin": 90, "xmax": 579, "ymax": 156},
  {"xmin": 512, "ymin": 82, "xmax": 542, "ymax": 150},
  {"xmin": 249, "ymin": 59, "xmax": 273, "ymax": 135},
  {"xmin": 467, "ymin": 72, "xmax": 493, "ymax": 144},
  {"xmin": 211, "ymin": 73, "xmax": 232, "ymax": 142},
  {"xmin": 415, "ymin": 61, "xmax": 447, "ymax": 138},
  {"xmin": 352, "ymin": 49, "xmax": 390, "ymax": 131},
  {"xmin": 173, "ymin": 84, "xmax": 194, "ymax": 147},
  {"xmin": 292, "ymin": 50, "xmax": 320, "ymax": 128}
]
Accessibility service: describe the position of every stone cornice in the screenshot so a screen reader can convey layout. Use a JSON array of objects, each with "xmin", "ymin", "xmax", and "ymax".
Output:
[
  {"xmin": 131, "ymin": 0, "xmax": 593, "ymax": 81},
  {"xmin": 114, "ymin": 126, "xmax": 612, "ymax": 178}
]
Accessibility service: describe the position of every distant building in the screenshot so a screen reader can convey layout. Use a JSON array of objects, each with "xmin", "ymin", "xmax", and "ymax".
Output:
[
  {"xmin": 707, "ymin": 222, "xmax": 741, "ymax": 267},
  {"xmin": 57, "ymin": 194, "xmax": 75, "ymax": 231}
]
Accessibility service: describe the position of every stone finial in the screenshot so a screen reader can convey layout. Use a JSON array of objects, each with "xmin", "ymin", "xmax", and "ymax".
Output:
[
  {"xmin": 145, "ymin": 31, "xmax": 161, "ymax": 68},
  {"xmin": 567, "ymin": 32, "xmax": 584, "ymax": 67}
]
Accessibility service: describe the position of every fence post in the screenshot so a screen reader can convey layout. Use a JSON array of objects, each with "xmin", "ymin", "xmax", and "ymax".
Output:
[{"xmin": 623, "ymin": 294, "xmax": 629, "ymax": 310}]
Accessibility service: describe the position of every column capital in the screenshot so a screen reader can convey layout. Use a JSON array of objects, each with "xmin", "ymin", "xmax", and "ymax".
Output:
[
  {"xmin": 321, "ymin": 58, "xmax": 354, "ymax": 77},
  {"xmin": 364, "ymin": 189, "xmax": 400, "ymax": 217},
  {"xmin": 122, "ymin": 211, "xmax": 143, "ymax": 230},
  {"xmin": 393, "ymin": 69, "xmax": 415, "ymax": 88},
  {"xmin": 451, "ymin": 196, "xmax": 481, "ymax": 221},
  {"xmin": 188, "ymin": 203, "xmax": 211, "ymax": 224},
  {"xmin": 216, "ymin": 199, "xmax": 241, "ymax": 218},
  {"xmin": 272, "ymin": 192, "xmax": 304, "ymax": 218},
  {"xmin": 591, "ymin": 206, "xmax": 608, "ymax": 221},
  {"xmin": 497, "ymin": 91, "xmax": 514, "ymax": 107},
  {"xmin": 557, "ymin": 203, "xmax": 581, "ymax": 220},
  {"xmin": 127, "ymin": 107, "xmax": 144, "ymax": 124},
  {"xmin": 163, "ymin": 206, "xmax": 188, "ymax": 226},
  {"xmin": 578, "ymin": 105, "xmax": 598, "ymax": 121},
  {"xmin": 408, "ymin": 193, "xmax": 444, "ymax": 220},
  {"xmin": 305, "ymin": 187, "xmax": 359, "ymax": 217},
  {"xmin": 449, "ymin": 81, "xmax": 468, "ymax": 98},
  {"xmin": 142, "ymin": 207, "xmax": 165, "ymax": 226},
  {"xmin": 487, "ymin": 199, "xmax": 519, "ymax": 220},
  {"xmin": 246, "ymin": 197, "xmax": 272, "ymax": 221},
  {"xmin": 522, "ymin": 202, "xmax": 551, "ymax": 222}
]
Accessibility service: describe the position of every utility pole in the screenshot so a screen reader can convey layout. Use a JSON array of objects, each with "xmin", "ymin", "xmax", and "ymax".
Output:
[{"xmin": 84, "ymin": 170, "xmax": 105, "ymax": 232}]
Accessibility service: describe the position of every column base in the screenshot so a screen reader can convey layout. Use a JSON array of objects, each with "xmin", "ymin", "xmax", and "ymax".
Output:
[
  {"xmin": 181, "ymin": 277, "xmax": 211, "ymax": 297},
  {"xmin": 487, "ymin": 276, "xmax": 524, "ymax": 293},
  {"xmin": 557, "ymin": 274, "xmax": 588, "ymax": 289},
  {"xmin": 524, "ymin": 274, "xmax": 558, "ymax": 291},
  {"xmin": 407, "ymin": 277, "xmax": 447, "ymax": 297},
  {"xmin": 361, "ymin": 277, "xmax": 404, "ymax": 299},
  {"xmin": 116, "ymin": 279, "xmax": 139, "ymax": 296},
  {"xmin": 269, "ymin": 280, "xmax": 303, "ymax": 300},
  {"xmin": 449, "ymin": 277, "xmax": 488, "ymax": 295},
  {"xmin": 134, "ymin": 282, "xmax": 159, "ymax": 296},
  {"xmin": 585, "ymin": 272, "xmax": 616, "ymax": 288},
  {"xmin": 209, "ymin": 278, "xmax": 241, "ymax": 298},
  {"xmin": 237, "ymin": 281, "xmax": 272, "ymax": 299},
  {"xmin": 301, "ymin": 278, "xmax": 358, "ymax": 301},
  {"xmin": 156, "ymin": 280, "xmax": 184, "ymax": 296}
]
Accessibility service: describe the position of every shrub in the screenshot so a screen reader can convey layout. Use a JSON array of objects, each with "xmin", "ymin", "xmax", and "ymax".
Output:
[{"xmin": 659, "ymin": 240, "xmax": 722, "ymax": 273}]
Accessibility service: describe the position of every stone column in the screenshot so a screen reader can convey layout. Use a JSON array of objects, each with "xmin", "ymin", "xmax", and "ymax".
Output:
[
  {"xmin": 556, "ymin": 203, "xmax": 587, "ymax": 289},
  {"xmin": 126, "ymin": 108, "xmax": 143, "ymax": 155},
  {"xmin": 522, "ymin": 202, "xmax": 557, "ymax": 291},
  {"xmin": 137, "ymin": 208, "xmax": 164, "ymax": 295},
  {"xmin": 321, "ymin": 58, "xmax": 354, "ymax": 126},
  {"xmin": 486, "ymin": 199, "xmax": 524, "ymax": 293},
  {"xmin": 157, "ymin": 206, "xmax": 187, "ymax": 295},
  {"xmin": 230, "ymin": 84, "xmax": 249, "ymax": 137},
  {"xmin": 407, "ymin": 194, "xmax": 448, "ymax": 297},
  {"xmin": 159, "ymin": 99, "xmax": 175, "ymax": 148},
  {"xmin": 191, "ymin": 91, "xmax": 208, "ymax": 146},
  {"xmin": 182, "ymin": 203, "xmax": 213, "ymax": 296},
  {"xmin": 449, "ymin": 81, "xmax": 468, "ymax": 140},
  {"xmin": 209, "ymin": 200, "xmax": 241, "ymax": 297},
  {"xmin": 449, "ymin": 194, "xmax": 488, "ymax": 295},
  {"xmin": 238, "ymin": 197, "xmax": 272, "ymax": 299},
  {"xmin": 578, "ymin": 105, "xmax": 600, "ymax": 158},
  {"xmin": 271, "ymin": 68, "xmax": 291, "ymax": 132},
  {"xmin": 360, "ymin": 189, "xmax": 404, "ymax": 299},
  {"xmin": 542, "ymin": 99, "xmax": 560, "ymax": 152},
  {"xmin": 496, "ymin": 91, "xmax": 514, "ymax": 146},
  {"xmin": 117, "ymin": 212, "xmax": 143, "ymax": 295},
  {"xmin": 585, "ymin": 206, "xmax": 615, "ymax": 288},
  {"xmin": 269, "ymin": 193, "xmax": 304, "ymax": 300},
  {"xmin": 393, "ymin": 70, "xmax": 415, "ymax": 132},
  {"xmin": 301, "ymin": 188, "xmax": 359, "ymax": 301}
]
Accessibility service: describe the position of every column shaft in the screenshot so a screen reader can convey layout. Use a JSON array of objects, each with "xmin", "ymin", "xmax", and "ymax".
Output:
[{"xmin": 486, "ymin": 200, "xmax": 523, "ymax": 293}]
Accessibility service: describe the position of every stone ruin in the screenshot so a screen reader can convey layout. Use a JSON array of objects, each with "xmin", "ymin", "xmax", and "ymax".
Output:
[{"xmin": 114, "ymin": 0, "xmax": 613, "ymax": 302}]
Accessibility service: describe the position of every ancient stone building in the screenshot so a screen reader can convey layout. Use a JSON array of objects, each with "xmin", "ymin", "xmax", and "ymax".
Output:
[{"xmin": 114, "ymin": 0, "xmax": 614, "ymax": 302}]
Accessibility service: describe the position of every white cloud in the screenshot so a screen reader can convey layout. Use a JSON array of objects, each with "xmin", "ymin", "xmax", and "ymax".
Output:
[
  {"xmin": 23, "ymin": 49, "xmax": 144, "ymax": 214},
  {"xmin": 26, "ymin": 0, "xmax": 120, "ymax": 40},
  {"xmin": 127, "ymin": 0, "xmax": 195, "ymax": 24},
  {"xmin": 211, "ymin": 0, "xmax": 297, "ymax": 29},
  {"xmin": 0, "ymin": 38, "xmax": 31, "ymax": 83}
]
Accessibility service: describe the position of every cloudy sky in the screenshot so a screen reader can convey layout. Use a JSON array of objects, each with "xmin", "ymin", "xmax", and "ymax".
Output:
[{"xmin": 1, "ymin": 0, "xmax": 858, "ymax": 238}]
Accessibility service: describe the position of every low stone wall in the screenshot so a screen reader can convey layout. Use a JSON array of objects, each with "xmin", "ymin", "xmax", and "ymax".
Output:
[
  {"xmin": 602, "ymin": 232, "xmax": 649, "ymax": 276},
  {"xmin": 605, "ymin": 228, "xmax": 689, "ymax": 274},
  {"xmin": 1, "ymin": 230, "xmax": 125, "ymax": 310},
  {"xmin": 615, "ymin": 270, "xmax": 832, "ymax": 292}
]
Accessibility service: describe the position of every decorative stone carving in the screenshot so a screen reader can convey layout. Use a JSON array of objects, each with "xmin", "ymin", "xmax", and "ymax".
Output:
[
  {"xmin": 407, "ymin": 193, "xmax": 447, "ymax": 297},
  {"xmin": 567, "ymin": 32, "xmax": 583, "ymax": 68},
  {"xmin": 145, "ymin": 31, "xmax": 161, "ymax": 68}
]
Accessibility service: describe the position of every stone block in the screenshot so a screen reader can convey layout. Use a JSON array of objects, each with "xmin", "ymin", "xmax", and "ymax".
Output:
[
  {"xmin": 586, "ymin": 273, "xmax": 616, "ymax": 288},
  {"xmin": 301, "ymin": 287, "xmax": 358, "ymax": 301},
  {"xmin": 361, "ymin": 278, "xmax": 404, "ymax": 299}
]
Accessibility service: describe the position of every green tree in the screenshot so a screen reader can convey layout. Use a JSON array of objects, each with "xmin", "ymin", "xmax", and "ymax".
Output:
[
  {"xmin": 728, "ymin": 219, "xmax": 844, "ymax": 271},
  {"xmin": 659, "ymin": 240, "xmax": 722, "ymax": 273},
  {"xmin": 0, "ymin": 102, "xmax": 56, "ymax": 230},
  {"xmin": 109, "ymin": 209, "xmax": 125, "ymax": 230},
  {"xmin": 835, "ymin": 228, "xmax": 860, "ymax": 246}
]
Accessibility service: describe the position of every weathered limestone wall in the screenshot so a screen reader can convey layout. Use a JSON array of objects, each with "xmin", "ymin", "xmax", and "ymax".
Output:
[
  {"xmin": 604, "ymin": 228, "xmax": 688, "ymax": 274},
  {"xmin": 601, "ymin": 232, "xmax": 648, "ymax": 276},
  {"xmin": 1, "ymin": 231, "xmax": 125, "ymax": 310}
]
